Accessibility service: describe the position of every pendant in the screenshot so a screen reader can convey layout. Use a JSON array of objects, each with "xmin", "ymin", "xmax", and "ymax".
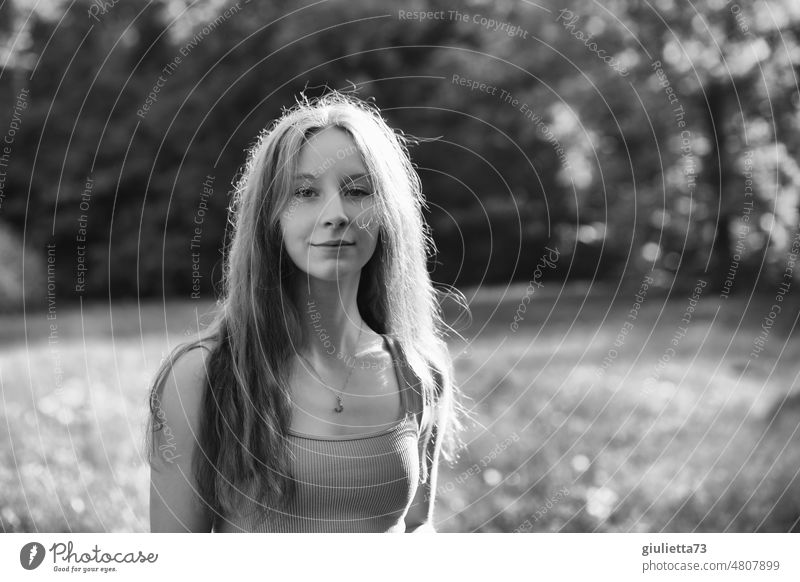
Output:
[{"xmin": 334, "ymin": 394, "xmax": 344, "ymax": 413}]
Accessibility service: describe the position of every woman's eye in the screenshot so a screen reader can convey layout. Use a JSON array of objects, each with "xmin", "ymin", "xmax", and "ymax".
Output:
[
  {"xmin": 294, "ymin": 187, "xmax": 315, "ymax": 198},
  {"xmin": 345, "ymin": 188, "xmax": 373, "ymax": 197}
]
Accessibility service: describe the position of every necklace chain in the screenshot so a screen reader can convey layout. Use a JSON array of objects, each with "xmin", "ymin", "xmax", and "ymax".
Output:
[{"xmin": 298, "ymin": 322, "xmax": 363, "ymax": 413}]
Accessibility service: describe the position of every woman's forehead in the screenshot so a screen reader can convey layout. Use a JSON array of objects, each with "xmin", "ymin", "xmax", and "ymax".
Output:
[{"xmin": 296, "ymin": 127, "xmax": 366, "ymax": 175}]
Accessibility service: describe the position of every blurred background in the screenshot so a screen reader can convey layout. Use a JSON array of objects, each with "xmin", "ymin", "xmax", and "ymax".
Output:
[{"xmin": 1, "ymin": 0, "xmax": 800, "ymax": 532}]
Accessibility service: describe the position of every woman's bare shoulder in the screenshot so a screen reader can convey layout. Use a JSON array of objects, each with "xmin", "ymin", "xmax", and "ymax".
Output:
[
  {"xmin": 150, "ymin": 344, "xmax": 216, "ymax": 532},
  {"xmin": 153, "ymin": 344, "xmax": 214, "ymax": 449}
]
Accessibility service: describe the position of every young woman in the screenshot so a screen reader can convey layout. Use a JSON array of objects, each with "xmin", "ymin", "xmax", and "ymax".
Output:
[{"xmin": 147, "ymin": 91, "xmax": 467, "ymax": 532}]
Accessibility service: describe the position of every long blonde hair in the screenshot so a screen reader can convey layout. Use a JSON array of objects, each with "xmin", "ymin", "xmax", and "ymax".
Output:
[{"xmin": 146, "ymin": 90, "xmax": 468, "ymax": 526}]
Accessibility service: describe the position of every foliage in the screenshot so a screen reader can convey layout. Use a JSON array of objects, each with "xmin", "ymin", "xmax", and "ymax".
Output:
[{"xmin": 0, "ymin": 0, "xmax": 798, "ymax": 303}]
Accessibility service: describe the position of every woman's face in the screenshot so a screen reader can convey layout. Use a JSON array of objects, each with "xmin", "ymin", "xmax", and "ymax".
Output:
[{"xmin": 279, "ymin": 126, "xmax": 380, "ymax": 283}]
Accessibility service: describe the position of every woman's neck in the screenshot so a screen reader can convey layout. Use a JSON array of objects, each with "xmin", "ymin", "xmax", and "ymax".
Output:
[{"xmin": 296, "ymin": 276, "xmax": 366, "ymax": 361}]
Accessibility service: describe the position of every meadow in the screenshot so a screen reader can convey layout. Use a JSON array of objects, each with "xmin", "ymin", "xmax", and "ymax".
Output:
[{"xmin": 1, "ymin": 283, "xmax": 798, "ymax": 532}]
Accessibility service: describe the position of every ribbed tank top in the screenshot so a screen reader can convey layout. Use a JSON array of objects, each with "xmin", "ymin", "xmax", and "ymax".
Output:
[{"xmin": 214, "ymin": 335, "xmax": 423, "ymax": 533}]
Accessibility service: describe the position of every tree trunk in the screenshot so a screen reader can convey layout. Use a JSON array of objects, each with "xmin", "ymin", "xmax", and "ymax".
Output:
[{"xmin": 704, "ymin": 82, "xmax": 733, "ymax": 292}]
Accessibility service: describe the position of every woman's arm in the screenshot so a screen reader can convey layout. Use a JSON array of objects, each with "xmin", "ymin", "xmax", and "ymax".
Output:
[
  {"xmin": 405, "ymin": 422, "xmax": 443, "ymax": 533},
  {"xmin": 149, "ymin": 347, "xmax": 214, "ymax": 532}
]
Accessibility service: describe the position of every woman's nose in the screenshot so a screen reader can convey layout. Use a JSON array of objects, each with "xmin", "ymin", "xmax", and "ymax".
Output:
[{"xmin": 320, "ymin": 191, "xmax": 349, "ymax": 228}]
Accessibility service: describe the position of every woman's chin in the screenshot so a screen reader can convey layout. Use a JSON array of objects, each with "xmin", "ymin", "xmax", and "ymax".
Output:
[{"xmin": 300, "ymin": 266, "xmax": 362, "ymax": 283}]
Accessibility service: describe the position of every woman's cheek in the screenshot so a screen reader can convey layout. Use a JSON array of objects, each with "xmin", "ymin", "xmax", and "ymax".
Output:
[{"xmin": 356, "ymin": 208, "xmax": 379, "ymax": 235}]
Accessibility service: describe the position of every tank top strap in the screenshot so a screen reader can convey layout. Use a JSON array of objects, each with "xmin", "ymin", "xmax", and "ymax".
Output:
[{"xmin": 382, "ymin": 335, "xmax": 423, "ymax": 430}]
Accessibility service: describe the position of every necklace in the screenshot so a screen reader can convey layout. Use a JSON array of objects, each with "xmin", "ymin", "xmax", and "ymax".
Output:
[{"xmin": 298, "ymin": 323, "xmax": 363, "ymax": 413}]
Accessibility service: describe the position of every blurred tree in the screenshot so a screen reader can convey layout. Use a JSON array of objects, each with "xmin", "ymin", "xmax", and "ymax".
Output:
[
  {"xmin": 1, "ymin": 0, "xmax": 798, "ymax": 304},
  {"xmin": 607, "ymin": 0, "xmax": 800, "ymax": 291}
]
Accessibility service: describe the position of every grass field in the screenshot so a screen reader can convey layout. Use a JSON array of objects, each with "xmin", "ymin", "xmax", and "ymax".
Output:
[{"xmin": 2, "ymin": 283, "xmax": 799, "ymax": 532}]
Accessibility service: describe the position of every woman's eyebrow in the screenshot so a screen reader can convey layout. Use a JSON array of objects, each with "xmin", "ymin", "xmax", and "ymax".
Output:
[
  {"xmin": 341, "ymin": 173, "xmax": 372, "ymax": 182},
  {"xmin": 293, "ymin": 172, "xmax": 372, "ymax": 182}
]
